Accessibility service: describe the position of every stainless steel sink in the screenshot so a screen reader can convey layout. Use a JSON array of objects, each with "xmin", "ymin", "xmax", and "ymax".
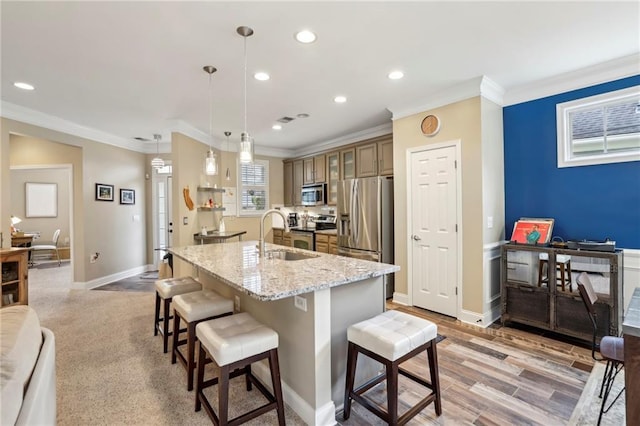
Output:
[{"xmin": 265, "ymin": 249, "xmax": 318, "ymax": 261}]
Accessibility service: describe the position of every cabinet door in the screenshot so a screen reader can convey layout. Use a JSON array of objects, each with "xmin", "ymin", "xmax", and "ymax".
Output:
[
  {"xmin": 378, "ymin": 139, "xmax": 393, "ymax": 176},
  {"xmin": 303, "ymin": 158, "xmax": 314, "ymax": 185},
  {"xmin": 314, "ymin": 154, "xmax": 326, "ymax": 183},
  {"xmin": 341, "ymin": 148, "xmax": 356, "ymax": 180},
  {"xmin": 356, "ymin": 143, "xmax": 378, "ymax": 177},
  {"xmin": 293, "ymin": 161, "xmax": 304, "ymax": 205},
  {"xmin": 326, "ymin": 151, "xmax": 340, "ymax": 205},
  {"xmin": 283, "ymin": 161, "xmax": 293, "ymax": 206}
]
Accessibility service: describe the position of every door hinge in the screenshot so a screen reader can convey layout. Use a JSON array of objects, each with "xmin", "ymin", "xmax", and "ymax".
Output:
[
  {"xmin": 454, "ymin": 160, "xmax": 457, "ymax": 169},
  {"xmin": 455, "ymin": 224, "xmax": 458, "ymax": 232},
  {"xmin": 455, "ymin": 287, "xmax": 458, "ymax": 296}
]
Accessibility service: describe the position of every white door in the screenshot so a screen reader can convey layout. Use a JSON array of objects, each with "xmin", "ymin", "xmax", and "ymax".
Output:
[
  {"xmin": 153, "ymin": 165, "xmax": 173, "ymax": 266},
  {"xmin": 410, "ymin": 145, "xmax": 459, "ymax": 317}
]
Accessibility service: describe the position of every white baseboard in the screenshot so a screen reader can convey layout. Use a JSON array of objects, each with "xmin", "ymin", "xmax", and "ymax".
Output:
[
  {"xmin": 392, "ymin": 292, "xmax": 409, "ymax": 305},
  {"xmin": 72, "ymin": 264, "xmax": 154, "ymax": 290},
  {"xmin": 253, "ymin": 362, "xmax": 337, "ymax": 426}
]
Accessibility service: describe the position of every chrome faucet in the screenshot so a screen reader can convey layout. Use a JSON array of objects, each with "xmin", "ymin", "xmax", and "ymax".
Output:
[{"xmin": 259, "ymin": 209, "xmax": 289, "ymax": 256}]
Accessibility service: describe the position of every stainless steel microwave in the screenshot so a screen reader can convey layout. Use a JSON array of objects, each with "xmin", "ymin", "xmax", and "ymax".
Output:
[{"xmin": 301, "ymin": 183, "xmax": 326, "ymax": 206}]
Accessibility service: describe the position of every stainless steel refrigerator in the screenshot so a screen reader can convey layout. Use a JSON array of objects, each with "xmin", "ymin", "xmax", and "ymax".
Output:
[{"xmin": 337, "ymin": 176, "xmax": 394, "ymax": 298}]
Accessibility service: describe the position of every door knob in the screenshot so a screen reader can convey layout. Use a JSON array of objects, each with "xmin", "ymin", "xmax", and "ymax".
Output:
[{"xmin": 412, "ymin": 235, "xmax": 421, "ymax": 241}]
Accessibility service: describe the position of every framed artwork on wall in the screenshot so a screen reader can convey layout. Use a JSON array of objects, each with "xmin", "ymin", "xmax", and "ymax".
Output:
[
  {"xmin": 26, "ymin": 182, "xmax": 57, "ymax": 217},
  {"xmin": 510, "ymin": 218, "xmax": 554, "ymax": 245},
  {"xmin": 95, "ymin": 183, "xmax": 114, "ymax": 201},
  {"xmin": 120, "ymin": 189, "xmax": 135, "ymax": 205}
]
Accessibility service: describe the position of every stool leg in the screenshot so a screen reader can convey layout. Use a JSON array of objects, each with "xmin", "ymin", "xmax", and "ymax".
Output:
[
  {"xmin": 195, "ymin": 343, "xmax": 206, "ymax": 412},
  {"xmin": 187, "ymin": 321, "xmax": 197, "ymax": 391},
  {"xmin": 163, "ymin": 297, "xmax": 171, "ymax": 353},
  {"xmin": 343, "ymin": 342, "xmax": 358, "ymax": 420},
  {"xmin": 567, "ymin": 261, "xmax": 572, "ymax": 292},
  {"xmin": 427, "ymin": 341, "xmax": 442, "ymax": 415},
  {"xmin": 171, "ymin": 310, "xmax": 180, "ymax": 364},
  {"xmin": 269, "ymin": 349, "xmax": 286, "ymax": 426},
  {"xmin": 386, "ymin": 360, "xmax": 399, "ymax": 425},
  {"xmin": 245, "ymin": 364, "xmax": 253, "ymax": 391},
  {"xmin": 218, "ymin": 364, "xmax": 230, "ymax": 426},
  {"xmin": 538, "ymin": 260, "xmax": 545, "ymax": 287},
  {"xmin": 559, "ymin": 264, "xmax": 566, "ymax": 292},
  {"xmin": 154, "ymin": 292, "xmax": 160, "ymax": 336}
]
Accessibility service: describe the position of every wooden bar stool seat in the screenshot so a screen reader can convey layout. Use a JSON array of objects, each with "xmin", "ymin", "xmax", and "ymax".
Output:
[
  {"xmin": 154, "ymin": 276, "xmax": 202, "ymax": 353},
  {"xmin": 538, "ymin": 253, "xmax": 572, "ymax": 291},
  {"xmin": 344, "ymin": 310, "xmax": 442, "ymax": 425},
  {"xmin": 171, "ymin": 289, "xmax": 234, "ymax": 391},
  {"xmin": 195, "ymin": 312, "xmax": 285, "ymax": 425}
]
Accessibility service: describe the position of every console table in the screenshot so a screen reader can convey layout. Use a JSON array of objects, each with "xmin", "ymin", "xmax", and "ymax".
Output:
[{"xmin": 501, "ymin": 243, "xmax": 623, "ymax": 342}]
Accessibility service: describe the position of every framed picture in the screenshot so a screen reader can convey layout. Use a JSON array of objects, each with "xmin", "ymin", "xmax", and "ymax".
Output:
[
  {"xmin": 510, "ymin": 218, "xmax": 555, "ymax": 245},
  {"xmin": 25, "ymin": 182, "xmax": 57, "ymax": 217},
  {"xmin": 120, "ymin": 188, "xmax": 135, "ymax": 205},
  {"xmin": 95, "ymin": 183, "xmax": 114, "ymax": 201}
]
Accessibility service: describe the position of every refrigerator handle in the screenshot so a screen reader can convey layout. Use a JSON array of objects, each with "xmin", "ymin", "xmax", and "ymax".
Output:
[
  {"xmin": 339, "ymin": 214, "xmax": 350, "ymax": 237},
  {"xmin": 352, "ymin": 179, "xmax": 359, "ymax": 242}
]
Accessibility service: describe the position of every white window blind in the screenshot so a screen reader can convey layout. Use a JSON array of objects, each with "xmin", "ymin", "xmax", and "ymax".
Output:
[{"xmin": 238, "ymin": 160, "xmax": 269, "ymax": 216}]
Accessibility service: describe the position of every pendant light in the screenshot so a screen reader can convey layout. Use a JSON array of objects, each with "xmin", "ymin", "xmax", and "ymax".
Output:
[
  {"xmin": 224, "ymin": 131, "xmax": 232, "ymax": 181},
  {"xmin": 237, "ymin": 26, "xmax": 255, "ymax": 164},
  {"xmin": 150, "ymin": 134, "xmax": 164, "ymax": 169},
  {"xmin": 203, "ymin": 65, "xmax": 219, "ymax": 176}
]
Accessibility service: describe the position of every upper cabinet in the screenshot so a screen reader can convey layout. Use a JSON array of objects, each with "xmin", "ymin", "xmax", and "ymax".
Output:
[
  {"xmin": 341, "ymin": 148, "xmax": 356, "ymax": 180},
  {"xmin": 326, "ymin": 151, "xmax": 340, "ymax": 205},
  {"xmin": 283, "ymin": 161, "xmax": 293, "ymax": 207},
  {"xmin": 303, "ymin": 154, "xmax": 326, "ymax": 184},
  {"xmin": 356, "ymin": 136, "xmax": 393, "ymax": 178},
  {"xmin": 292, "ymin": 160, "xmax": 304, "ymax": 206}
]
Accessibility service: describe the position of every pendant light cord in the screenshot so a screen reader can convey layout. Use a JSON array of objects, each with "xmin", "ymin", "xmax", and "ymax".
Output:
[
  {"xmin": 243, "ymin": 35, "xmax": 247, "ymax": 133},
  {"xmin": 209, "ymin": 72, "xmax": 213, "ymax": 150}
]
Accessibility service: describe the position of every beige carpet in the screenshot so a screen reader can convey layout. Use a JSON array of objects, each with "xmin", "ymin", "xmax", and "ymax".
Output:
[
  {"xmin": 28, "ymin": 265, "xmax": 305, "ymax": 425},
  {"xmin": 568, "ymin": 361, "xmax": 626, "ymax": 425}
]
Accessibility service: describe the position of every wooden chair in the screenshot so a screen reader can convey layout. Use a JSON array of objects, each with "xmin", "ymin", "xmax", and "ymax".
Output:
[
  {"xmin": 576, "ymin": 272, "xmax": 625, "ymax": 425},
  {"xmin": 31, "ymin": 229, "xmax": 61, "ymax": 266}
]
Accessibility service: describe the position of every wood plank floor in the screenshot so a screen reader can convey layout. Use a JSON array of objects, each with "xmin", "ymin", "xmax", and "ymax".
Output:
[{"xmin": 338, "ymin": 302, "xmax": 594, "ymax": 425}]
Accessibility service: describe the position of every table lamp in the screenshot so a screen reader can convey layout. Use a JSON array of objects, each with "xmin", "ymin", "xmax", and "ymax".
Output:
[{"xmin": 10, "ymin": 216, "xmax": 22, "ymax": 234}]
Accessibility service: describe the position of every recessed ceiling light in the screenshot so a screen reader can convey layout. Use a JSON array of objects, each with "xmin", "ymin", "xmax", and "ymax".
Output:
[
  {"xmin": 297, "ymin": 113, "xmax": 310, "ymax": 118},
  {"xmin": 272, "ymin": 124, "xmax": 282, "ymax": 130},
  {"xmin": 334, "ymin": 96, "xmax": 347, "ymax": 104},
  {"xmin": 254, "ymin": 72, "xmax": 270, "ymax": 81},
  {"xmin": 388, "ymin": 71, "xmax": 404, "ymax": 80},
  {"xmin": 295, "ymin": 30, "xmax": 317, "ymax": 44},
  {"xmin": 14, "ymin": 82, "xmax": 35, "ymax": 90}
]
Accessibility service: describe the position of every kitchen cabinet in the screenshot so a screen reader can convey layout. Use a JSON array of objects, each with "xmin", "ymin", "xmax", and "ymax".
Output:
[
  {"xmin": 326, "ymin": 151, "xmax": 340, "ymax": 206},
  {"xmin": 283, "ymin": 232, "xmax": 292, "ymax": 247},
  {"xmin": 273, "ymin": 229, "xmax": 283, "ymax": 245},
  {"xmin": 303, "ymin": 155, "xmax": 326, "ymax": 185},
  {"xmin": 341, "ymin": 148, "xmax": 356, "ymax": 180},
  {"xmin": 501, "ymin": 243, "xmax": 623, "ymax": 342},
  {"xmin": 329, "ymin": 235, "xmax": 338, "ymax": 255},
  {"xmin": 315, "ymin": 234, "xmax": 330, "ymax": 253},
  {"xmin": 356, "ymin": 136, "xmax": 393, "ymax": 178},
  {"xmin": 283, "ymin": 161, "xmax": 293, "ymax": 207},
  {"xmin": 1, "ymin": 248, "xmax": 29, "ymax": 307},
  {"xmin": 293, "ymin": 160, "xmax": 303, "ymax": 206}
]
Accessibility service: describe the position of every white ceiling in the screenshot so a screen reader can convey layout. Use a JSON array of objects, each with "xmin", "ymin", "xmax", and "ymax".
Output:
[{"xmin": 2, "ymin": 1, "xmax": 639, "ymax": 157}]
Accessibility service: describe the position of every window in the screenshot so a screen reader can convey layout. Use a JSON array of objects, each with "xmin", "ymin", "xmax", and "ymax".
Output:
[
  {"xmin": 238, "ymin": 160, "xmax": 269, "ymax": 216},
  {"xmin": 556, "ymin": 86, "xmax": 640, "ymax": 168}
]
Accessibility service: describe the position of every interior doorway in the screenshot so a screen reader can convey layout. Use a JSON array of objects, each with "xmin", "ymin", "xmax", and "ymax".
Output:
[
  {"xmin": 152, "ymin": 164, "xmax": 173, "ymax": 267},
  {"xmin": 408, "ymin": 142, "xmax": 461, "ymax": 318}
]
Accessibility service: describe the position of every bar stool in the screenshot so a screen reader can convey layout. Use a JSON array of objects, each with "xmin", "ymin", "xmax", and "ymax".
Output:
[
  {"xmin": 343, "ymin": 310, "xmax": 442, "ymax": 425},
  {"xmin": 154, "ymin": 276, "xmax": 202, "ymax": 353},
  {"xmin": 195, "ymin": 312, "xmax": 285, "ymax": 425},
  {"xmin": 172, "ymin": 289, "xmax": 234, "ymax": 391},
  {"xmin": 538, "ymin": 253, "xmax": 572, "ymax": 291}
]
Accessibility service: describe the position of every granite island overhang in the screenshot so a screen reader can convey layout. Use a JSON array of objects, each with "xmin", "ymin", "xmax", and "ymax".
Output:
[{"xmin": 170, "ymin": 241, "xmax": 400, "ymax": 426}]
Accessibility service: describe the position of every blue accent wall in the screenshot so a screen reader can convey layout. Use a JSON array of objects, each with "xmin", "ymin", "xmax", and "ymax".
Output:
[{"xmin": 504, "ymin": 76, "xmax": 640, "ymax": 249}]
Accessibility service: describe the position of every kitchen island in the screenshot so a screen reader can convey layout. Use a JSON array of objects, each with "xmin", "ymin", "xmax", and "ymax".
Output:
[{"xmin": 170, "ymin": 241, "xmax": 399, "ymax": 426}]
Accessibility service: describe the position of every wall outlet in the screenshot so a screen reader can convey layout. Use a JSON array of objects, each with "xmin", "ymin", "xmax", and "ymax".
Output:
[
  {"xmin": 487, "ymin": 216, "xmax": 494, "ymax": 229},
  {"xmin": 234, "ymin": 295, "xmax": 240, "ymax": 312},
  {"xmin": 294, "ymin": 295, "xmax": 307, "ymax": 312}
]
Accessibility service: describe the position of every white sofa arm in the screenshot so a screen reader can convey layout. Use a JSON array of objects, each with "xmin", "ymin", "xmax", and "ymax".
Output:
[{"xmin": 16, "ymin": 327, "xmax": 56, "ymax": 426}]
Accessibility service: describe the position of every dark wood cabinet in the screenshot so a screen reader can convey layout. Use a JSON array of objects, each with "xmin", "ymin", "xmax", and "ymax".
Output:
[
  {"xmin": 501, "ymin": 243, "xmax": 623, "ymax": 342},
  {"xmin": 1, "ymin": 248, "xmax": 29, "ymax": 307}
]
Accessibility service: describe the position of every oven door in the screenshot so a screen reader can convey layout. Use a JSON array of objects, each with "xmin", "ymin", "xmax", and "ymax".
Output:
[{"xmin": 291, "ymin": 231, "xmax": 314, "ymax": 251}]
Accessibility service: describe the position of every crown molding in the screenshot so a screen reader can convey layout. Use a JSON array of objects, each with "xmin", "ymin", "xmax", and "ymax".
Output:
[
  {"xmin": 387, "ymin": 76, "xmax": 505, "ymax": 121},
  {"xmin": 1, "ymin": 101, "xmax": 150, "ymax": 152},
  {"xmin": 291, "ymin": 123, "xmax": 393, "ymax": 158},
  {"xmin": 503, "ymin": 53, "xmax": 640, "ymax": 106}
]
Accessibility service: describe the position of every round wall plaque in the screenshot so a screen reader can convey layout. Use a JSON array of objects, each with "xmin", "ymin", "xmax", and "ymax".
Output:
[{"xmin": 420, "ymin": 114, "xmax": 441, "ymax": 137}]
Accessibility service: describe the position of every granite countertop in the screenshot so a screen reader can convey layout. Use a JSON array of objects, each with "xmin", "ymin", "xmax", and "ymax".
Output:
[
  {"xmin": 314, "ymin": 229, "xmax": 337, "ymax": 235},
  {"xmin": 623, "ymin": 287, "xmax": 640, "ymax": 338},
  {"xmin": 193, "ymin": 230, "xmax": 247, "ymax": 239},
  {"xmin": 170, "ymin": 241, "xmax": 398, "ymax": 301}
]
